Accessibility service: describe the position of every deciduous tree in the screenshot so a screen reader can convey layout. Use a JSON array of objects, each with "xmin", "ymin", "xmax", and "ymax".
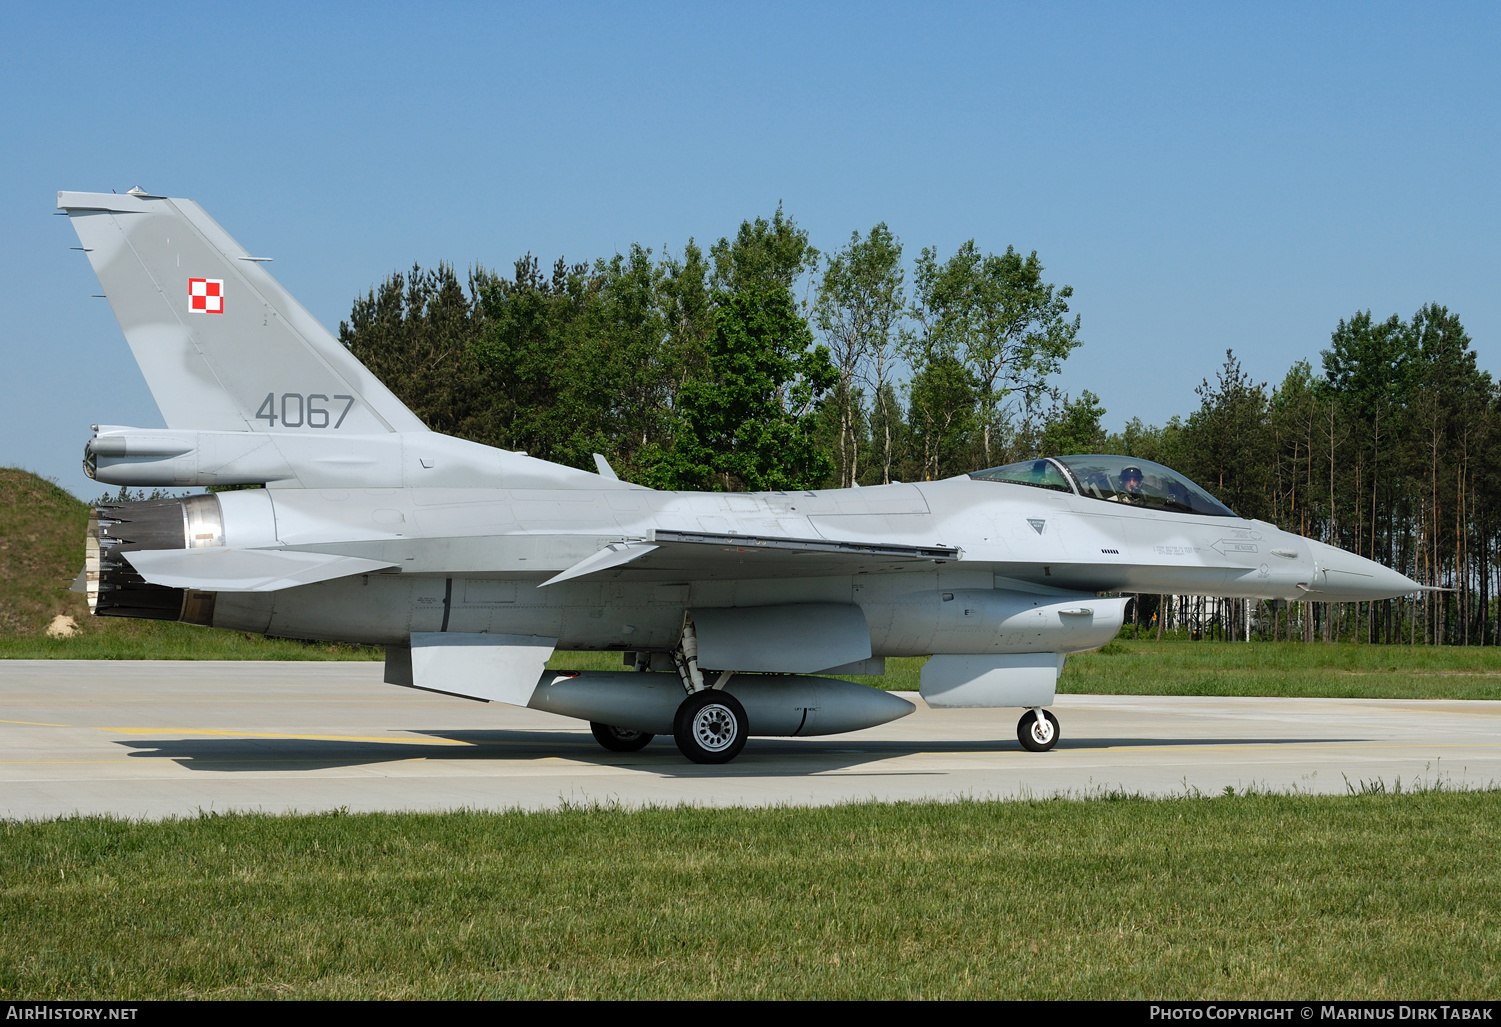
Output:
[
  {"xmin": 911, "ymin": 242, "xmax": 1081, "ymax": 466},
  {"xmin": 814, "ymin": 224, "xmax": 905, "ymax": 486}
]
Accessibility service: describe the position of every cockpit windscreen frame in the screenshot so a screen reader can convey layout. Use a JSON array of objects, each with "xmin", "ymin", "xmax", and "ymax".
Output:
[
  {"xmin": 1054, "ymin": 455, "xmax": 1237, "ymax": 517},
  {"xmin": 968, "ymin": 458, "xmax": 1075, "ymax": 493},
  {"xmin": 969, "ymin": 455, "xmax": 1237, "ymax": 517}
]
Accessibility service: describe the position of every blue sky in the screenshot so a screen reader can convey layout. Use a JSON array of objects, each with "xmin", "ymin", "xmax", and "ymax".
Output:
[{"xmin": 3, "ymin": 2, "xmax": 1497, "ymax": 499}]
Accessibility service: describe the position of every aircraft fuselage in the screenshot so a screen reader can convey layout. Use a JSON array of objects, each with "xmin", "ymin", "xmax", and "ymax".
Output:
[{"xmin": 110, "ymin": 473, "xmax": 1403, "ymax": 652}]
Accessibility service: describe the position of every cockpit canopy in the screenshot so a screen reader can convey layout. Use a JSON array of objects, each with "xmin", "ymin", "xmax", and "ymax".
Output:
[{"xmin": 969, "ymin": 455, "xmax": 1237, "ymax": 517}]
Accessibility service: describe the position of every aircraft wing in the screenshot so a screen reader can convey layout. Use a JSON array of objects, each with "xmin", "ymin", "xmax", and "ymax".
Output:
[
  {"xmin": 124, "ymin": 548, "xmax": 398, "ymax": 592},
  {"xmin": 540, "ymin": 530, "xmax": 960, "ymax": 585}
]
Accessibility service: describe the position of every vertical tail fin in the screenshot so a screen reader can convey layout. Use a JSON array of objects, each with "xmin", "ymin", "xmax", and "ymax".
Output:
[{"xmin": 58, "ymin": 190, "xmax": 427, "ymax": 435}]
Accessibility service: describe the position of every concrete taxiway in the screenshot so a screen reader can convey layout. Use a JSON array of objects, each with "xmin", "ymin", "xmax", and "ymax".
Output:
[{"xmin": 2, "ymin": 660, "xmax": 1498, "ymax": 820}]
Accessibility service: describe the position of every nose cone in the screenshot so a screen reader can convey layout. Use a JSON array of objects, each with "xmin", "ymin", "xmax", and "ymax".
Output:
[{"xmin": 1307, "ymin": 540, "xmax": 1421, "ymax": 600}]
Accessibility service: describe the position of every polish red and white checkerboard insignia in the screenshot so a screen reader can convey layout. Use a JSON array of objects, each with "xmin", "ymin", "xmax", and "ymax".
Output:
[{"xmin": 188, "ymin": 278, "xmax": 224, "ymax": 314}]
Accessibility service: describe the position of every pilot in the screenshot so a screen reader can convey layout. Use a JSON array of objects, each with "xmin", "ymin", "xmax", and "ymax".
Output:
[{"xmin": 1114, "ymin": 465, "xmax": 1145, "ymax": 503}]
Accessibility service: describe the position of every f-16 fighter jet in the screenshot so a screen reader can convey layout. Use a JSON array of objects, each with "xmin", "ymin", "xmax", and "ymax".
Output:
[{"xmin": 60, "ymin": 189, "xmax": 1422, "ymax": 763}]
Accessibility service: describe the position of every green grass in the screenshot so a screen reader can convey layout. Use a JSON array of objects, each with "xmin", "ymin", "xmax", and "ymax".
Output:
[
  {"xmin": 0, "ymin": 468, "xmax": 93, "ymax": 635},
  {"xmin": 2, "ymin": 791, "xmax": 1498, "ymax": 999},
  {"xmin": 0, "ymin": 620, "xmax": 382, "ymax": 661},
  {"xmin": 1060, "ymin": 638, "xmax": 1501, "ymax": 700},
  {"xmin": 8, "ymin": 633, "xmax": 1500, "ymax": 701},
  {"xmin": 550, "ymin": 642, "xmax": 1501, "ymax": 701}
]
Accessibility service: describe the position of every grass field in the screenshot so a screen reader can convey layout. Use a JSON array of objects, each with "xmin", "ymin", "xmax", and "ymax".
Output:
[
  {"xmin": 0, "ymin": 468, "xmax": 96, "ymax": 636},
  {"xmin": 1, "ymin": 790, "xmax": 1497, "ymax": 1000},
  {"xmin": 542, "ymin": 641, "xmax": 1501, "ymax": 701},
  {"xmin": 0, "ymin": 621, "xmax": 382, "ymax": 661},
  {"xmin": 1058, "ymin": 638, "xmax": 1501, "ymax": 700},
  {"xmin": 6, "ymin": 629, "xmax": 1501, "ymax": 701}
]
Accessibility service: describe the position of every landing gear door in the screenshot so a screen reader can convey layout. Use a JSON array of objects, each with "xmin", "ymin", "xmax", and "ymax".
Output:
[
  {"xmin": 400, "ymin": 632, "xmax": 558, "ymax": 706},
  {"xmin": 920, "ymin": 652, "xmax": 1062, "ymax": 708}
]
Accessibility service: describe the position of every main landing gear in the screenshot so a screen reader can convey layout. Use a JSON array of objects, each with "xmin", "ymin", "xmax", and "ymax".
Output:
[
  {"xmin": 588, "ymin": 617, "xmax": 753, "ymax": 763},
  {"xmin": 590, "ymin": 721, "xmax": 653, "ymax": 752},
  {"xmin": 673, "ymin": 689, "xmax": 749, "ymax": 764},
  {"xmin": 1017, "ymin": 708, "xmax": 1060, "ymax": 752},
  {"xmin": 585, "ymin": 693, "xmax": 751, "ymax": 763}
]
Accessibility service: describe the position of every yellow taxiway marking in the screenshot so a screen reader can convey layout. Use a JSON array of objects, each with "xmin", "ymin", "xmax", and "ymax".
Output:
[
  {"xmin": 0, "ymin": 719, "xmax": 71, "ymax": 727},
  {"xmin": 93, "ymin": 727, "xmax": 472, "ymax": 745},
  {"xmin": 0, "ymin": 753, "xmax": 438, "ymax": 762}
]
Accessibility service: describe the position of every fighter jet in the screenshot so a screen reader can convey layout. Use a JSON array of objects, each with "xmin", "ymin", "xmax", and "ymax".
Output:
[{"xmin": 59, "ymin": 189, "xmax": 1423, "ymax": 763}]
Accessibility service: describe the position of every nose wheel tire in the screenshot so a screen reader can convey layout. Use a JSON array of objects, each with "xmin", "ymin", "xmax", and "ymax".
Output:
[
  {"xmin": 590, "ymin": 722, "xmax": 654, "ymax": 752},
  {"xmin": 1017, "ymin": 709, "xmax": 1060, "ymax": 752},
  {"xmin": 673, "ymin": 690, "xmax": 749, "ymax": 764}
]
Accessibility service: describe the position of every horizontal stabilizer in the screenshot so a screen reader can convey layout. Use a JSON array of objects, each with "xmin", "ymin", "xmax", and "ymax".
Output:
[
  {"xmin": 124, "ymin": 548, "xmax": 396, "ymax": 592},
  {"xmin": 539, "ymin": 542, "xmax": 658, "ymax": 587}
]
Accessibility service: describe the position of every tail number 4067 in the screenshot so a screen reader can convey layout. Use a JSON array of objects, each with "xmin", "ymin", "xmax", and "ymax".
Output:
[{"xmin": 255, "ymin": 393, "xmax": 355, "ymax": 429}]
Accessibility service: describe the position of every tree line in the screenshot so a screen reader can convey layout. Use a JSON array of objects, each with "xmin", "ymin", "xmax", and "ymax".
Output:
[
  {"xmin": 339, "ymin": 209, "xmax": 1081, "ymax": 492},
  {"xmin": 339, "ymin": 209, "xmax": 1496, "ymax": 646}
]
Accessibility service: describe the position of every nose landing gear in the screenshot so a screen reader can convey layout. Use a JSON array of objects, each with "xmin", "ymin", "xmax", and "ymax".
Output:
[{"xmin": 1017, "ymin": 708, "xmax": 1060, "ymax": 752}]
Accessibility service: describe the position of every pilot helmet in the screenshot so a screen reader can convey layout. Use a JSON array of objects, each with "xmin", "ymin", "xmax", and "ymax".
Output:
[{"xmin": 1120, "ymin": 465, "xmax": 1144, "ymax": 487}]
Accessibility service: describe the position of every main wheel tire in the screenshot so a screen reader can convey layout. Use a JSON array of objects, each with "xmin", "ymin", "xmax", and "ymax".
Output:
[
  {"xmin": 1017, "ymin": 709, "xmax": 1060, "ymax": 752},
  {"xmin": 590, "ymin": 722, "xmax": 654, "ymax": 752},
  {"xmin": 673, "ymin": 690, "xmax": 749, "ymax": 764}
]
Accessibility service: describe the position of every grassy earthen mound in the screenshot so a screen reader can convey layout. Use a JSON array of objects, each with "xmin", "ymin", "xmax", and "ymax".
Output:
[{"xmin": 0, "ymin": 468, "xmax": 92, "ymax": 636}]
